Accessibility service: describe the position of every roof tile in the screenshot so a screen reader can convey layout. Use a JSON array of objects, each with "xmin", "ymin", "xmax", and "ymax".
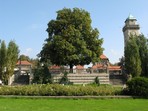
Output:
[{"xmin": 16, "ymin": 61, "xmax": 32, "ymax": 65}]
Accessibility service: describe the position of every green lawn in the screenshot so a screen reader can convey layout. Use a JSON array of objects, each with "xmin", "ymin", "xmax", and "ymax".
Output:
[{"xmin": 0, "ymin": 98, "xmax": 147, "ymax": 111}]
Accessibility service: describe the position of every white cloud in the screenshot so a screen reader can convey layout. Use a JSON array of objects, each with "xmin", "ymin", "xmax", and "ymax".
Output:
[
  {"xmin": 28, "ymin": 23, "xmax": 43, "ymax": 30},
  {"xmin": 26, "ymin": 48, "xmax": 32, "ymax": 53},
  {"xmin": 30, "ymin": 24, "xmax": 40, "ymax": 29},
  {"xmin": 110, "ymin": 49, "xmax": 119, "ymax": 56},
  {"xmin": 22, "ymin": 48, "xmax": 33, "ymax": 56},
  {"xmin": 106, "ymin": 49, "xmax": 123, "ymax": 64}
]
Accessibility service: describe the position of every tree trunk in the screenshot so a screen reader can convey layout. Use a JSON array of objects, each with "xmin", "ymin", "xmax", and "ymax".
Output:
[{"xmin": 69, "ymin": 64, "xmax": 73, "ymax": 73}]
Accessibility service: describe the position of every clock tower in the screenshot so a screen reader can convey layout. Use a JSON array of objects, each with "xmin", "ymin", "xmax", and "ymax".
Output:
[{"xmin": 122, "ymin": 14, "xmax": 140, "ymax": 47}]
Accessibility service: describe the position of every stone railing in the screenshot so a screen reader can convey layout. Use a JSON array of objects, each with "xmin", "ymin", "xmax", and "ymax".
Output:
[{"xmin": 49, "ymin": 68, "xmax": 108, "ymax": 74}]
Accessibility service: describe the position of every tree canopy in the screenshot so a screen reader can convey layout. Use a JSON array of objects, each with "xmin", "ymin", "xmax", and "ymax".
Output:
[
  {"xmin": 19, "ymin": 54, "xmax": 30, "ymax": 61},
  {"xmin": 135, "ymin": 35, "xmax": 148, "ymax": 77},
  {"xmin": 0, "ymin": 40, "xmax": 19, "ymax": 84},
  {"xmin": 40, "ymin": 8, "xmax": 103, "ymax": 71},
  {"xmin": 124, "ymin": 36, "xmax": 141, "ymax": 77},
  {"xmin": 0, "ymin": 40, "xmax": 7, "ymax": 81},
  {"xmin": 124, "ymin": 34, "xmax": 148, "ymax": 77}
]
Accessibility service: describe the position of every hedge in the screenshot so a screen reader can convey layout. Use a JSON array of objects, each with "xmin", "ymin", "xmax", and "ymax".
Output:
[
  {"xmin": 0, "ymin": 84, "xmax": 122, "ymax": 96},
  {"xmin": 125, "ymin": 77, "xmax": 148, "ymax": 97}
]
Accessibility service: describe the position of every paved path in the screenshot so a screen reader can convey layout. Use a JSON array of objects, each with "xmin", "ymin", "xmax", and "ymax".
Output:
[{"xmin": 0, "ymin": 95, "xmax": 137, "ymax": 99}]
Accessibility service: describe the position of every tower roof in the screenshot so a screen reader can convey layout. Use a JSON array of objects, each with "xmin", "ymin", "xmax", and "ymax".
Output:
[{"xmin": 125, "ymin": 14, "xmax": 136, "ymax": 22}]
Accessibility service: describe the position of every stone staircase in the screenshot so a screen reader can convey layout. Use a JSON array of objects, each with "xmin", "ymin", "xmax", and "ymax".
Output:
[
  {"xmin": 109, "ymin": 74, "xmax": 125, "ymax": 85},
  {"xmin": 51, "ymin": 73, "xmax": 109, "ymax": 84}
]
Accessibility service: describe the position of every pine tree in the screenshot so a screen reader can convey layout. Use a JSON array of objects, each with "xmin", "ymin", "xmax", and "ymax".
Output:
[
  {"xmin": 135, "ymin": 35, "xmax": 148, "ymax": 77},
  {"xmin": 5, "ymin": 40, "xmax": 19, "ymax": 84},
  {"xmin": 0, "ymin": 40, "xmax": 7, "ymax": 81},
  {"xmin": 124, "ymin": 37, "xmax": 141, "ymax": 77}
]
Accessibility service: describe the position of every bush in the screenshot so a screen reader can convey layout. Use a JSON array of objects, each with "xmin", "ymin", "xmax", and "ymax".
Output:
[
  {"xmin": 32, "ymin": 65, "xmax": 53, "ymax": 84},
  {"xmin": 125, "ymin": 77, "xmax": 148, "ymax": 97},
  {"xmin": 94, "ymin": 76, "xmax": 100, "ymax": 86},
  {"xmin": 0, "ymin": 84, "xmax": 122, "ymax": 96},
  {"xmin": 59, "ymin": 72, "xmax": 73, "ymax": 85}
]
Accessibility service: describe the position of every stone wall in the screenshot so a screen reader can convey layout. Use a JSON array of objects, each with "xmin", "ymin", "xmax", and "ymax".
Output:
[{"xmin": 51, "ymin": 73, "xmax": 109, "ymax": 84}]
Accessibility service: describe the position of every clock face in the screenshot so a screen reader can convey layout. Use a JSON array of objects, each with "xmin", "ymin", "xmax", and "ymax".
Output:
[
  {"xmin": 129, "ymin": 31, "xmax": 136, "ymax": 36},
  {"xmin": 132, "ymin": 31, "xmax": 136, "ymax": 35}
]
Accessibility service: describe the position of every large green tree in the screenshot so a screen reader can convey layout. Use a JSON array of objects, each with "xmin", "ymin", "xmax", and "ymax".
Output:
[
  {"xmin": 135, "ymin": 35, "xmax": 148, "ymax": 77},
  {"xmin": 124, "ymin": 36, "xmax": 141, "ymax": 77},
  {"xmin": 125, "ymin": 34, "xmax": 148, "ymax": 77},
  {"xmin": 32, "ymin": 62, "xmax": 52, "ymax": 84},
  {"xmin": 5, "ymin": 40, "xmax": 19, "ymax": 84},
  {"xmin": 0, "ymin": 40, "xmax": 19, "ymax": 84},
  {"xmin": 40, "ymin": 8, "xmax": 103, "ymax": 72},
  {"xmin": 0, "ymin": 40, "xmax": 7, "ymax": 81}
]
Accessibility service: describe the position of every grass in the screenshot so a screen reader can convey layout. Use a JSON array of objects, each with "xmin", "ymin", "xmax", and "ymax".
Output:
[{"xmin": 0, "ymin": 98, "xmax": 148, "ymax": 111}]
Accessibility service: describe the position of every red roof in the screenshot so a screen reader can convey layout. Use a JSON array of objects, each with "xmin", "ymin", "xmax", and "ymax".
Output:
[
  {"xmin": 49, "ymin": 65, "xmax": 85, "ymax": 70},
  {"xmin": 92, "ymin": 64, "xmax": 104, "ymax": 69},
  {"xmin": 16, "ymin": 61, "xmax": 32, "ymax": 65},
  {"xmin": 100, "ymin": 54, "xmax": 108, "ymax": 60},
  {"xmin": 108, "ymin": 66, "xmax": 121, "ymax": 71},
  {"xmin": 75, "ymin": 65, "xmax": 84, "ymax": 69},
  {"xmin": 92, "ymin": 64, "xmax": 121, "ymax": 71},
  {"xmin": 49, "ymin": 65, "xmax": 61, "ymax": 69}
]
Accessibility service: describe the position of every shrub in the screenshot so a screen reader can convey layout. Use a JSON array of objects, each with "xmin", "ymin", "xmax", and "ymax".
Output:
[
  {"xmin": 125, "ymin": 77, "xmax": 148, "ymax": 97},
  {"xmin": 59, "ymin": 72, "xmax": 73, "ymax": 85},
  {"xmin": 0, "ymin": 84, "xmax": 122, "ymax": 96},
  {"xmin": 32, "ymin": 65, "xmax": 53, "ymax": 84},
  {"xmin": 94, "ymin": 76, "xmax": 100, "ymax": 86}
]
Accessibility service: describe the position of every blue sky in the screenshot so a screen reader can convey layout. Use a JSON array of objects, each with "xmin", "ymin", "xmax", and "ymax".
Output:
[{"xmin": 0, "ymin": 0, "xmax": 148, "ymax": 63}]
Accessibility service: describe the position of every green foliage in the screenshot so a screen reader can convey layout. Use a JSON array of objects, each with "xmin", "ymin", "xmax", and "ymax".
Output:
[
  {"xmin": 135, "ymin": 35, "xmax": 148, "ymax": 77},
  {"xmin": 94, "ymin": 76, "xmax": 100, "ymax": 86},
  {"xmin": 124, "ymin": 36, "xmax": 141, "ymax": 77},
  {"xmin": 0, "ymin": 40, "xmax": 19, "ymax": 84},
  {"xmin": 32, "ymin": 67, "xmax": 43, "ymax": 84},
  {"xmin": 124, "ymin": 34, "xmax": 148, "ymax": 77},
  {"xmin": 19, "ymin": 54, "xmax": 30, "ymax": 61},
  {"xmin": 32, "ymin": 65, "xmax": 53, "ymax": 84},
  {"xmin": 0, "ymin": 84, "xmax": 122, "ymax": 96},
  {"xmin": 0, "ymin": 40, "xmax": 7, "ymax": 81},
  {"xmin": 6, "ymin": 41, "xmax": 19, "ymax": 84},
  {"xmin": 43, "ymin": 65, "xmax": 53, "ymax": 84},
  {"xmin": 59, "ymin": 72, "xmax": 72, "ymax": 85},
  {"xmin": 125, "ymin": 77, "xmax": 148, "ymax": 97},
  {"xmin": 40, "ymin": 8, "xmax": 103, "ymax": 71}
]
